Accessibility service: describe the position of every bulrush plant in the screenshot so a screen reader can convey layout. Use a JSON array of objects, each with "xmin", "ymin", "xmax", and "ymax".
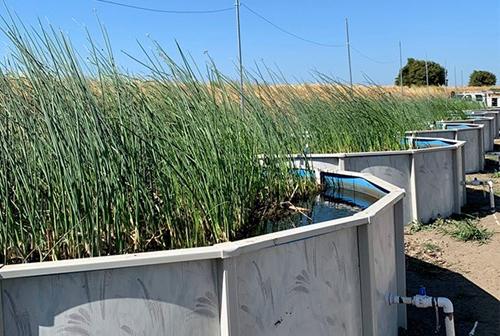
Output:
[
  {"xmin": 0, "ymin": 20, "xmax": 314, "ymax": 264},
  {"xmin": 0, "ymin": 19, "xmax": 479, "ymax": 264}
]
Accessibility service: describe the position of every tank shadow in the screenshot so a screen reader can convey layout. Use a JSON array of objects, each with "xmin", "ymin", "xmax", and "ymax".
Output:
[{"xmin": 405, "ymin": 255, "xmax": 499, "ymax": 336}]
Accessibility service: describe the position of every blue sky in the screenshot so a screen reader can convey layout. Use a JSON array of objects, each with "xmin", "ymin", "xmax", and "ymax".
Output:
[{"xmin": 1, "ymin": 0, "xmax": 499, "ymax": 85}]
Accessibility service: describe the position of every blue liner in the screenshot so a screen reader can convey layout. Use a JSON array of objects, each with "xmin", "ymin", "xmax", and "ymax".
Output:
[
  {"xmin": 444, "ymin": 124, "xmax": 474, "ymax": 130},
  {"xmin": 290, "ymin": 168, "xmax": 315, "ymax": 179},
  {"xmin": 413, "ymin": 139, "xmax": 451, "ymax": 148},
  {"xmin": 321, "ymin": 173, "xmax": 387, "ymax": 209},
  {"xmin": 402, "ymin": 137, "xmax": 451, "ymax": 148}
]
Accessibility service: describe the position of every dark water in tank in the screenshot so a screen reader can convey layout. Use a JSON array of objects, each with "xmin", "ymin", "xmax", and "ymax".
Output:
[{"xmin": 264, "ymin": 188, "xmax": 377, "ymax": 234}]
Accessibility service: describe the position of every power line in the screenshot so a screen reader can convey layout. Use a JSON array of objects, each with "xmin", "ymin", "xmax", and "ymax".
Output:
[
  {"xmin": 95, "ymin": 0, "xmax": 234, "ymax": 14},
  {"xmin": 241, "ymin": 3, "xmax": 344, "ymax": 48},
  {"xmin": 350, "ymin": 45, "xmax": 395, "ymax": 64}
]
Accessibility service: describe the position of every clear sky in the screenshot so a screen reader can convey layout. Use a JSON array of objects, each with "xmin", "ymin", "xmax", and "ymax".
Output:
[{"xmin": 1, "ymin": 0, "xmax": 499, "ymax": 85}]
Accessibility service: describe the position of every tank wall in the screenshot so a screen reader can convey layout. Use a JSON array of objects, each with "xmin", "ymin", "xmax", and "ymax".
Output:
[
  {"xmin": 231, "ymin": 228, "xmax": 363, "ymax": 336},
  {"xmin": 0, "ymin": 183, "xmax": 406, "ymax": 336},
  {"xmin": 408, "ymin": 128, "xmax": 484, "ymax": 173},
  {"xmin": 408, "ymin": 130, "xmax": 454, "ymax": 140},
  {"xmin": 2, "ymin": 259, "xmax": 221, "ymax": 336},
  {"xmin": 305, "ymin": 146, "xmax": 464, "ymax": 225},
  {"xmin": 457, "ymin": 128, "xmax": 483, "ymax": 173},
  {"xmin": 475, "ymin": 111, "xmax": 499, "ymax": 137},
  {"xmin": 292, "ymin": 156, "xmax": 341, "ymax": 171},
  {"xmin": 341, "ymin": 154, "xmax": 413, "ymax": 223},
  {"xmin": 475, "ymin": 119, "xmax": 494, "ymax": 151},
  {"xmin": 371, "ymin": 205, "xmax": 398, "ymax": 336},
  {"xmin": 414, "ymin": 150, "xmax": 456, "ymax": 222}
]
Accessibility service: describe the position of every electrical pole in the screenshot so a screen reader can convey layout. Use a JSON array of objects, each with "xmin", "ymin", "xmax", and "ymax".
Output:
[
  {"xmin": 424, "ymin": 55, "xmax": 429, "ymax": 93},
  {"xmin": 444, "ymin": 60, "xmax": 448, "ymax": 87},
  {"xmin": 460, "ymin": 70, "xmax": 464, "ymax": 87},
  {"xmin": 345, "ymin": 18, "xmax": 353, "ymax": 89},
  {"xmin": 399, "ymin": 41, "xmax": 403, "ymax": 95},
  {"xmin": 454, "ymin": 66, "xmax": 457, "ymax": 88},
  {"xmin": 235, "ymin": 0, "xmax": 244, "ymax": 110}
]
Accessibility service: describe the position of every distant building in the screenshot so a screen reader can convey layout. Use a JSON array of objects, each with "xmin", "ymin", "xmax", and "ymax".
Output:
[
  {"xmin": 452, "ymin": 89, "xmax": 500, "ymax": 107},
  {"xmin": 485, "ymin": 90, "xmax": 500, "ymax": 107}
]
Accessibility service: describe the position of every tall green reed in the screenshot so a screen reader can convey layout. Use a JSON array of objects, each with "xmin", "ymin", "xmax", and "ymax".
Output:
[{"xmin": 0, "ymin": 19, "xmax": 480, "ymax": 264}]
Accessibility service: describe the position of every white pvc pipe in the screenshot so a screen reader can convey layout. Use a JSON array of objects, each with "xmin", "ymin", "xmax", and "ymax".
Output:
[
  {"xmin": 437, "ymin": 297, "xmax": 455, "ymax": 336},
  {"xmin": 389, "ymin": 294, "xmax": 455, "ymax": 336},
  {"xmin": 487, "ymin": 180, "xmax": 495, "ymax": 210},
  {"xmin": 466, "ymin": 178, "xmax": 495, "ymax": 210},
  {"xmin": 469, "ymin": 321, "xmax": 479, "ymax": 335}
]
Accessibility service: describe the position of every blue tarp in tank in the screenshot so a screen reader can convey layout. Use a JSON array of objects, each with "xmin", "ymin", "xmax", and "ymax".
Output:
[
  {"xmin": 444, "ymin": 124, "xmax": 475, "ymax": 130},
  {"xmin": 401, "ymin": 137, "xmax": 452, "ymax": 149},
  {"xmin": 413, "ymin": 139, "xmax": 452, "ymax": 148},
  {"xmin": 321, "ymin": 173, "xmax": 386, "ymax": 209}
]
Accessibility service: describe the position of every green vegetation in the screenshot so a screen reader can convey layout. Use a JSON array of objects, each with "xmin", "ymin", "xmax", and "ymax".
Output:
[
  {"xmin": 395, "ymin": 58, "xmax": 446, "ymax": 87},
  {"xmin": 422, "ymin": 241, "xmax": 441, "ymax": 253},
  {"xmin": 443, "ymin": 218, "xmax": 493, "ymax": 243},
  {"xmin": 408, "ymin": 220, "xmax": 433, "ymax": 233},
  {"xmin": 469, "ymin": 70, "xmax": 497, "ymax": 86},
  {"xmin": 0, "ymin": 20, "xmax": 480, "ymax": 264},
  {"xmin": 414, "ymin": 217, "xmax": 493, "ymax": 243}
]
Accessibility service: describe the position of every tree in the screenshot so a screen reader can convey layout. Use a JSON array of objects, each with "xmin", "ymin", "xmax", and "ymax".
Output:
[
  {"xmin": 395, "ymin": 58, "xmax": 446, "ymax": 86},
  {"xmin": 469, "ymin": 70, "xmax": 496, "ymax": 86}
]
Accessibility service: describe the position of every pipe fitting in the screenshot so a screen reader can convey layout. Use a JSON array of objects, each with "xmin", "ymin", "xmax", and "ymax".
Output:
[
  {"xmin": 437, "ymin": 297, "xmax": 454, "ymax": 314},
  {"xmin": 465, "ymin": 178, "xmax": 495, "ymax": 210},
  {"xmin": 412, "ymin": 294, "xmax": 433, "ymax": 308},
  {"xmin": 388, "ymin": 292, "xmax": 455, "ymax": 336}
]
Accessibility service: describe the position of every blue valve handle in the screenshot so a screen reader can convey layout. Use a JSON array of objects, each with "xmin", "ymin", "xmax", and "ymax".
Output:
[{"xmin": 419, "ymin": 286, "xmax": 427, "ymax": 296}]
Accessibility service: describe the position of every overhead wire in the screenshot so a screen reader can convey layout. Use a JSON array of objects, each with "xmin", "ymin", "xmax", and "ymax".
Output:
[
  {"xmin": 350, "ymin": 45, "xmax": 395, "ymax": 64},
  {"xmin": 240, "ymin": 3, "xmax": 344, "ymax": 48},
  {"xmin": 95, "ymin": 0, "xmax": 234, "ymax": 14},
  {"xmin": 95, "ymin": 1, "xmax": 397, "ymax": 68}
]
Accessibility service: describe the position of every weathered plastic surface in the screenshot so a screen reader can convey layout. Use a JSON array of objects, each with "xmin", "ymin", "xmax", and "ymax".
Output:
[
  {"xmin": 407, "ymin": 124, "xmax": 484, "ymax": 173},
  {"xmin": 0, "ymin": 171, "xmax": 406, "ymax": 336},
  {"xmin": 293, "ymin": 137, "xmax": 465, "ymax": 224},
  {"xmin": 342, "ymin": 154, "xmax": 413, "ymax": 223},
  {"xmin": 414, "ymin": 150, "xmax": 456, "ymax": 221},
  {"xmin": 451, "ymin": 117, "xmax": 495, "ymax": 151},
  {"xmin": 2, "ymin": 260, "xmax": 221, "ymax": 335},
  {"xmin": 372, "ymin": 205, "xmax": 398, "ymax": 335},
  {"xmin": 232, "ymin": 228, "xmax": 363, "ymax": 335},
  {"xmin": 455, "ymin": 128, "xmax": 484, "ymax": 172},
  {"xmin": 471, "ymin": 110, "xmax": 499, "ymax": 137}
]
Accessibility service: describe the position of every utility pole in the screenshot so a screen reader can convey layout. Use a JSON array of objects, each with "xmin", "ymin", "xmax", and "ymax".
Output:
[
  {"xmin": 424, "ymin": 56, "xmax": 429, "ymax": 90},
  {"xmin": 399, "ymin": 41, "xmax": 403, "ymax": 95},
  {"xmin": 444, "ymin": 61, "xmax": 448, "ymax": 87},
  {"xmin": 235, "ymin": 0, "xmax": 244, "ymax": 110},
  {"xmin": 460, "ymin": 70, "xmax": 464, "ymax": 87},
  {"xmin": 345, "ymin": 18, "xmax": 353, "ymax": 89},
  {"xmin": 454, "ymin": 66, "xmax": 457, "ymax": 88}
]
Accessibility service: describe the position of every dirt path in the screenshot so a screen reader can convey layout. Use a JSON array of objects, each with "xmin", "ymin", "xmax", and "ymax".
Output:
[{"xmin": 405, "ymin": 167, "xmax": 500, "ymax": 336}]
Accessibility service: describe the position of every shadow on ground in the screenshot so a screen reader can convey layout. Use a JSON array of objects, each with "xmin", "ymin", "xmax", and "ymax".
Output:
[
  {"xmin": 463, "ymin": 187, "xmax": 500, "ymax": 218},
  {"xmin": 405, "ymin": 256, "xmax": 499, "ymax": 336}
]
